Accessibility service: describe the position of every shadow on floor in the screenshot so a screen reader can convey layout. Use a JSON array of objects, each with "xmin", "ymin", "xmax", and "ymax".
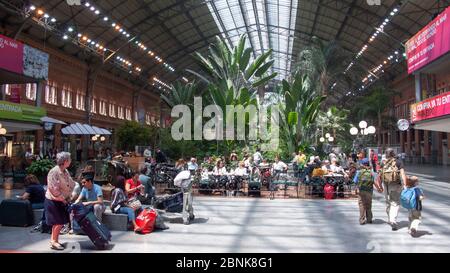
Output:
[
  {"xmin": 191, "ymin": 217, "xmax": 209, "ymax": 224},
  {"xmin": 412, "ymin": 230, "xmax": 433, "ymax": 238},
  {"xmin": 397, "ymin": 221, "xmax": 410, "ymax": 230},
  {"xmin": 371, "ymin": 219, "xmax": 387, "ymax": 225}
]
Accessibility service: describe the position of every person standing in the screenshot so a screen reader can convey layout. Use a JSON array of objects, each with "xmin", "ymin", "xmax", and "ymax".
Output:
[
  {"xmin": 253, "ymin": 148, "xmax": 263, "ymax": 166},
  {"xmin": 379, "ymin": 148, "xmax": 407, "ymax": 231},
  {"xmin": 44, "ymin": 152, "xmax": 75, "ymax": 250}
]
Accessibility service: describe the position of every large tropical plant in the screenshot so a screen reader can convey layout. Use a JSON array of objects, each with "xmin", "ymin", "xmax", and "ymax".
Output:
[
  {"xmin": 293, "ymin": 37, "xmax": 360, "ymax": 96},
  {"xmin": 353, "ymin": 86, "xmax": 401, "ymax": 146},
  {"xmin": 315, "ymin": 106, "xmax": 350, "ymax": 138},
  {"xmin": 161, "ymin": 81, "xmax": 197, "ymax": 108},
  {"xmin": 188, "ymin": 34, "xmax": 277, "ymax": 103},
  {"xmin": 276, "ymin": 73, "xmax": 326, "ymax": 153}
]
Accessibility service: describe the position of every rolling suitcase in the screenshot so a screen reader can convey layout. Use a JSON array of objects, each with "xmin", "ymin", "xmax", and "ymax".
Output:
[
  {"xmin": 0, "ymin": 199, "xmax": 34, "ymax": 227},
  {"xmin": 79, "ymin": 212, "xmax": 112, "ymax": 249},
  {"xmin": 70, "ymin": 204, "xmax": 111, "ymax": 249},
  {"xmin": 155, "ymin": 192, "xmax": 183, "ymax": 213}
]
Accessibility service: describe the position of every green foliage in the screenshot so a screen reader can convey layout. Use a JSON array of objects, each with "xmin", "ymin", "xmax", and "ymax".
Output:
[
  {"xmin": 161, "ymin": 81, "xmax": 197, "ymax": 108},
  {"xmin": 26, "ymin": 159, "xmax": 55, "ymax": 176},
  {"xmin": 116, "ymin": 121, "xmax": 156, "ymax": 151},
  {"xmin": 277, "ymin": 73, "xmax": 326, "ymax": 153}
]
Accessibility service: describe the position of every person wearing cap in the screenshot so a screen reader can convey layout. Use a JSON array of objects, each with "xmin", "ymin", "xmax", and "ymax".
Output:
[{"xmin": 353, "ymin": 158, "xmax": 382, "ymax": 225}]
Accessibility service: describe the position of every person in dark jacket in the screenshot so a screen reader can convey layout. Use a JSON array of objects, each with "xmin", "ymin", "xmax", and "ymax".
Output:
[
  {"xmin": 18, "ymin": 174, "xmax": 45, "ymax": 209},
  {"xmin": 155, "ymin": 148, "xmax": 167, "ymax": 163}
]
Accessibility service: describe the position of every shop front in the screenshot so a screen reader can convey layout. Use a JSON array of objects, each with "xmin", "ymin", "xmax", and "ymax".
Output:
[
  {"xmin": 0, "ymin": 100, "xmax": 46, "ymax": 173},
  {"xmin": 406, "ymin": 6, "xmax": 450, "ymax": 165}
]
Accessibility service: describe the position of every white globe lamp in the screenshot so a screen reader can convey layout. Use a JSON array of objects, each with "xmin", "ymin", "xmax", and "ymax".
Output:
[
  {"xmin": 325, "ymin": 133, "xmax": 331, "ymax": 138},
  {"xmin": 320, "ymin": 137, "xmax": 325, "ymax": 143},
  {"xmin": 359, "ymin": 120, "xmax": 368, "ymax": 129},
  {"xmin": 350, "ymin": 127, "xmax": 358, "ymax": 135},
  {"xmin": 328, "ymin": 136, "xmax": 334, "ymax": 142},
  {"xmin": 367, "ymin": 126, "xmax": 376, "ymax": 134}
]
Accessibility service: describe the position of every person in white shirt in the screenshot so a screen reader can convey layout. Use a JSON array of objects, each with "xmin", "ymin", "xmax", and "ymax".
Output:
[
  {"xmin": 233, "ymin": 161, "xmax": 248, "ymax": 176},
  {"xmin": 187, "ymin": 157, "xmax": 199, "ymax": 171},
  {"xmin": 253, "ymin": 148, "xmax": 263, "ymax": 165},
  {"xmin": 272, "ymin": 156, "xmax": 288, "ymax": 173},
  {"xmin": 244, "ymin": 156, "xmax": 253, "ymax": 168},
  {"xmin": 321, "ymin": 160, "xmax": 331, "ymax": 173},
  {"xmin": 213, "ymin": 160, "xmax": 228, "ymax": 176}
]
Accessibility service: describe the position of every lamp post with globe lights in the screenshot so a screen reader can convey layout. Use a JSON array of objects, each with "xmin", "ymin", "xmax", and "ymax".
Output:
[
  {"xmin": 319, "ymin": 132, "xmax": 335, "ymax": 154},
  {"xmin": 350, "ymin": 121, "xmax": 376, "ymax": 151}
]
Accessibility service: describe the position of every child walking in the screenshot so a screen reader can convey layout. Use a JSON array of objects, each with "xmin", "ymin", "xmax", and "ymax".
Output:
[{"xmin": 404, "ymin": 176, "xmax": 424, "ymax": 236}]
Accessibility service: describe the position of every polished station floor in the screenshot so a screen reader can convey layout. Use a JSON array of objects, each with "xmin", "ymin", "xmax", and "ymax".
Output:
[{"xmin": 0, "ymin": 164, "xmax": 449, "ymax": 253}]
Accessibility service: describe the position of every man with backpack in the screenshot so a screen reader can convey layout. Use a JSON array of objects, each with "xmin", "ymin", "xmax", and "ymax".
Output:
[
  {"xmin": 353, "ymin": 159, "xmax": 383, "ymax": 225},
  {"xmin": 379, "ymin": 148, "xmax": 407, "ymax": 231}
]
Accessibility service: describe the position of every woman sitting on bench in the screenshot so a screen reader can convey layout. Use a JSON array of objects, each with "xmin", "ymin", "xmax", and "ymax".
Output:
[
  {"xmin": 111, "ymin": 176, "xmax": 143, "ymax": 233},
  {"xmin": 17, "ymin": 174, "xmax": 45, "ymax": 209}
]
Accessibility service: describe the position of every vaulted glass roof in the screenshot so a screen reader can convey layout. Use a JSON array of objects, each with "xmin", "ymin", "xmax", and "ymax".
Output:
[{"xmin": 207, "ymin": 0, "xmax": 298, "ymax": 80}]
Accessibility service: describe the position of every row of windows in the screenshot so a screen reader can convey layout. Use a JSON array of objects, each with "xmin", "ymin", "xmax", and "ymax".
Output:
[
  {"xmin": 3, "ymin": 84, "xmax": 37, "ymax": 101},
  {"xmin": 2, "ymin": 83, "xmax": 161, "ymax": 125}
]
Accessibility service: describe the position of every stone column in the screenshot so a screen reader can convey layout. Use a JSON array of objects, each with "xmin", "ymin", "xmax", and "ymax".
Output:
[
  {"xmin": 424, "ymin": 130, "xmax": 430, "ymax": 163},
  {"xmin": 414, "ymin": 130, "xmax": 420, "ymax": 164},
  {"xmin": 400, "ymin": 131, "xmax": 405, "ymax": 152}
]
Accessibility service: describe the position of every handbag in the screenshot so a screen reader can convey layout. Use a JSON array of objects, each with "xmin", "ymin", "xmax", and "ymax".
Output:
[
  {"xmin": 126, "ymin": 197, "xmax": 142, "ymax": 211},
  {"xmin": 135, "ymin": 208, "xmax": 157, "ymax": 234}
]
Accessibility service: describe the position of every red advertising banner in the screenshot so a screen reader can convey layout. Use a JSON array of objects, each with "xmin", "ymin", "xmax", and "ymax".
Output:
[
  {"xmin": 9, "ymin": 84, "xmax": 21, "ymax": 104},
  {"xmin": 410, "ymin": 91, "xmax": 450, "ymax": 123},
  {"xmin": 0, "ymin": 34, "xmax": 24, "ymax": 74},
  {"xmin": 406, "ymin": 6, "xmax": 450, "ymax": 74}
]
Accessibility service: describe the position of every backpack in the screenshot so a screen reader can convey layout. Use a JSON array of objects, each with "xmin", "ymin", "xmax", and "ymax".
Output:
[
  {"xmin": 358, "ymin": 169, "xmax": 374, "ymax": 191},
  {"xmin": 381, "ymin": 158, "xmax": 400, "ymax": 184},
  {"xmin": 401, "ymin": 187, "xmax": 418, "ymax": 210}
]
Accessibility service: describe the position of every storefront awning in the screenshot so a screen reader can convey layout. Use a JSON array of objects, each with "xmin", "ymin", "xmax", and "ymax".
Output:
[
  {"xmin": 41, "ymin": 116, "xmax": 67, "ymax": 125},
  {"xmin": 61, "ymin": 123, "xmax": 111, "ymax": 135},
  {"xmin": 0, "ymin": 120, "xmax": 42, "ymax": 133}
]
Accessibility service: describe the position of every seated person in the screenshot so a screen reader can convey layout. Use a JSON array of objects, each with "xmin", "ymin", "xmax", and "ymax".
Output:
[
  {"xmin": 111, "ymin": 176, "xmax": 142, "ymax": 233},
  {"xmin": 75, "ymin": 177, "xmax": 106, "ymax": 222},
  {"xmin": 321, "ymin": 160, "xmax": 331, "ymax": 174},
  {"xmin": 272, "ymin": 156, "xmax": 287, "ymax": 174},
  {"xmin": 125, "ymin": 172, "xmax": 145, "ymax": 199},
  {"xmin": 329, "ymin": 158, "xmax": 345, "ymax": 175},
  {"xmin": 175, "ymin": 158, "xmax": 186, "ymax": 171},
  {"xmin": 213, "ymin": 160, "xmax": 228, "ymax": 176},
  {"xmin": 259, "ymin": 159, "xmax": 270, "ymax": 168},
  {"xmin": 18, "ymin": 174, "xmax": 45, "ymax": 209},
  {"xmin": 138, "ymin": 167, "xmax": 154, "ymax": 200},
  {"xmin": 244, "ymin": 156, "xmax": 254, "ymax": 168},
  {"xmin": 233, "ymin": 161, "xmax": 248, "ymax": 177},
  {"xmin": 187, "ymin": 157, "xmax": 199, "ymax": 171}
]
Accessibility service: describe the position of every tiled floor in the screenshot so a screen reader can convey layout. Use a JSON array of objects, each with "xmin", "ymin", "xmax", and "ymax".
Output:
[{"xmin": 0, "ymin": 164, "xmax": 449, "ymax": 253}]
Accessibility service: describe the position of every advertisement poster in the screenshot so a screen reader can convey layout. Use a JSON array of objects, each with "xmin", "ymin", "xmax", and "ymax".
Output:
[
  {"xmin": 0, "ymin": 34, "xmax": 49, "ymax": 80},
  {"xmin": 406, "ymin": 6, "xmax": 450, "ymax": 74},
  {"xmin": 9, "ymin": 84, "xmax": 21, "ymax": 104},
  {"xmin": 0, "ymin": 34, "xmax": 24, "ymax": 74},
  {"xmin": 410, "ymin": 91, "xmax": 450, "ymax": 122}
]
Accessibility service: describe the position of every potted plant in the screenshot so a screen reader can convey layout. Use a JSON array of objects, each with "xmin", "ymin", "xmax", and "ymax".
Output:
[{"xmin": 26, "ymin": 159, "xmax": 55, "ymax": 185}]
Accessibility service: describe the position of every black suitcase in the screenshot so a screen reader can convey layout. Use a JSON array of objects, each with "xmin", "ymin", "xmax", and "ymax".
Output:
[
  {"xmin": 0, "ymin": 199, "xmax": 34, "ymax": 227},
  {"xmin": 78, "ymin": 212, "xmax": 112, "ymax": 249},
  {"xmin": 70, "ymin": 204, "xmax": 111, "ymax": 249}
]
